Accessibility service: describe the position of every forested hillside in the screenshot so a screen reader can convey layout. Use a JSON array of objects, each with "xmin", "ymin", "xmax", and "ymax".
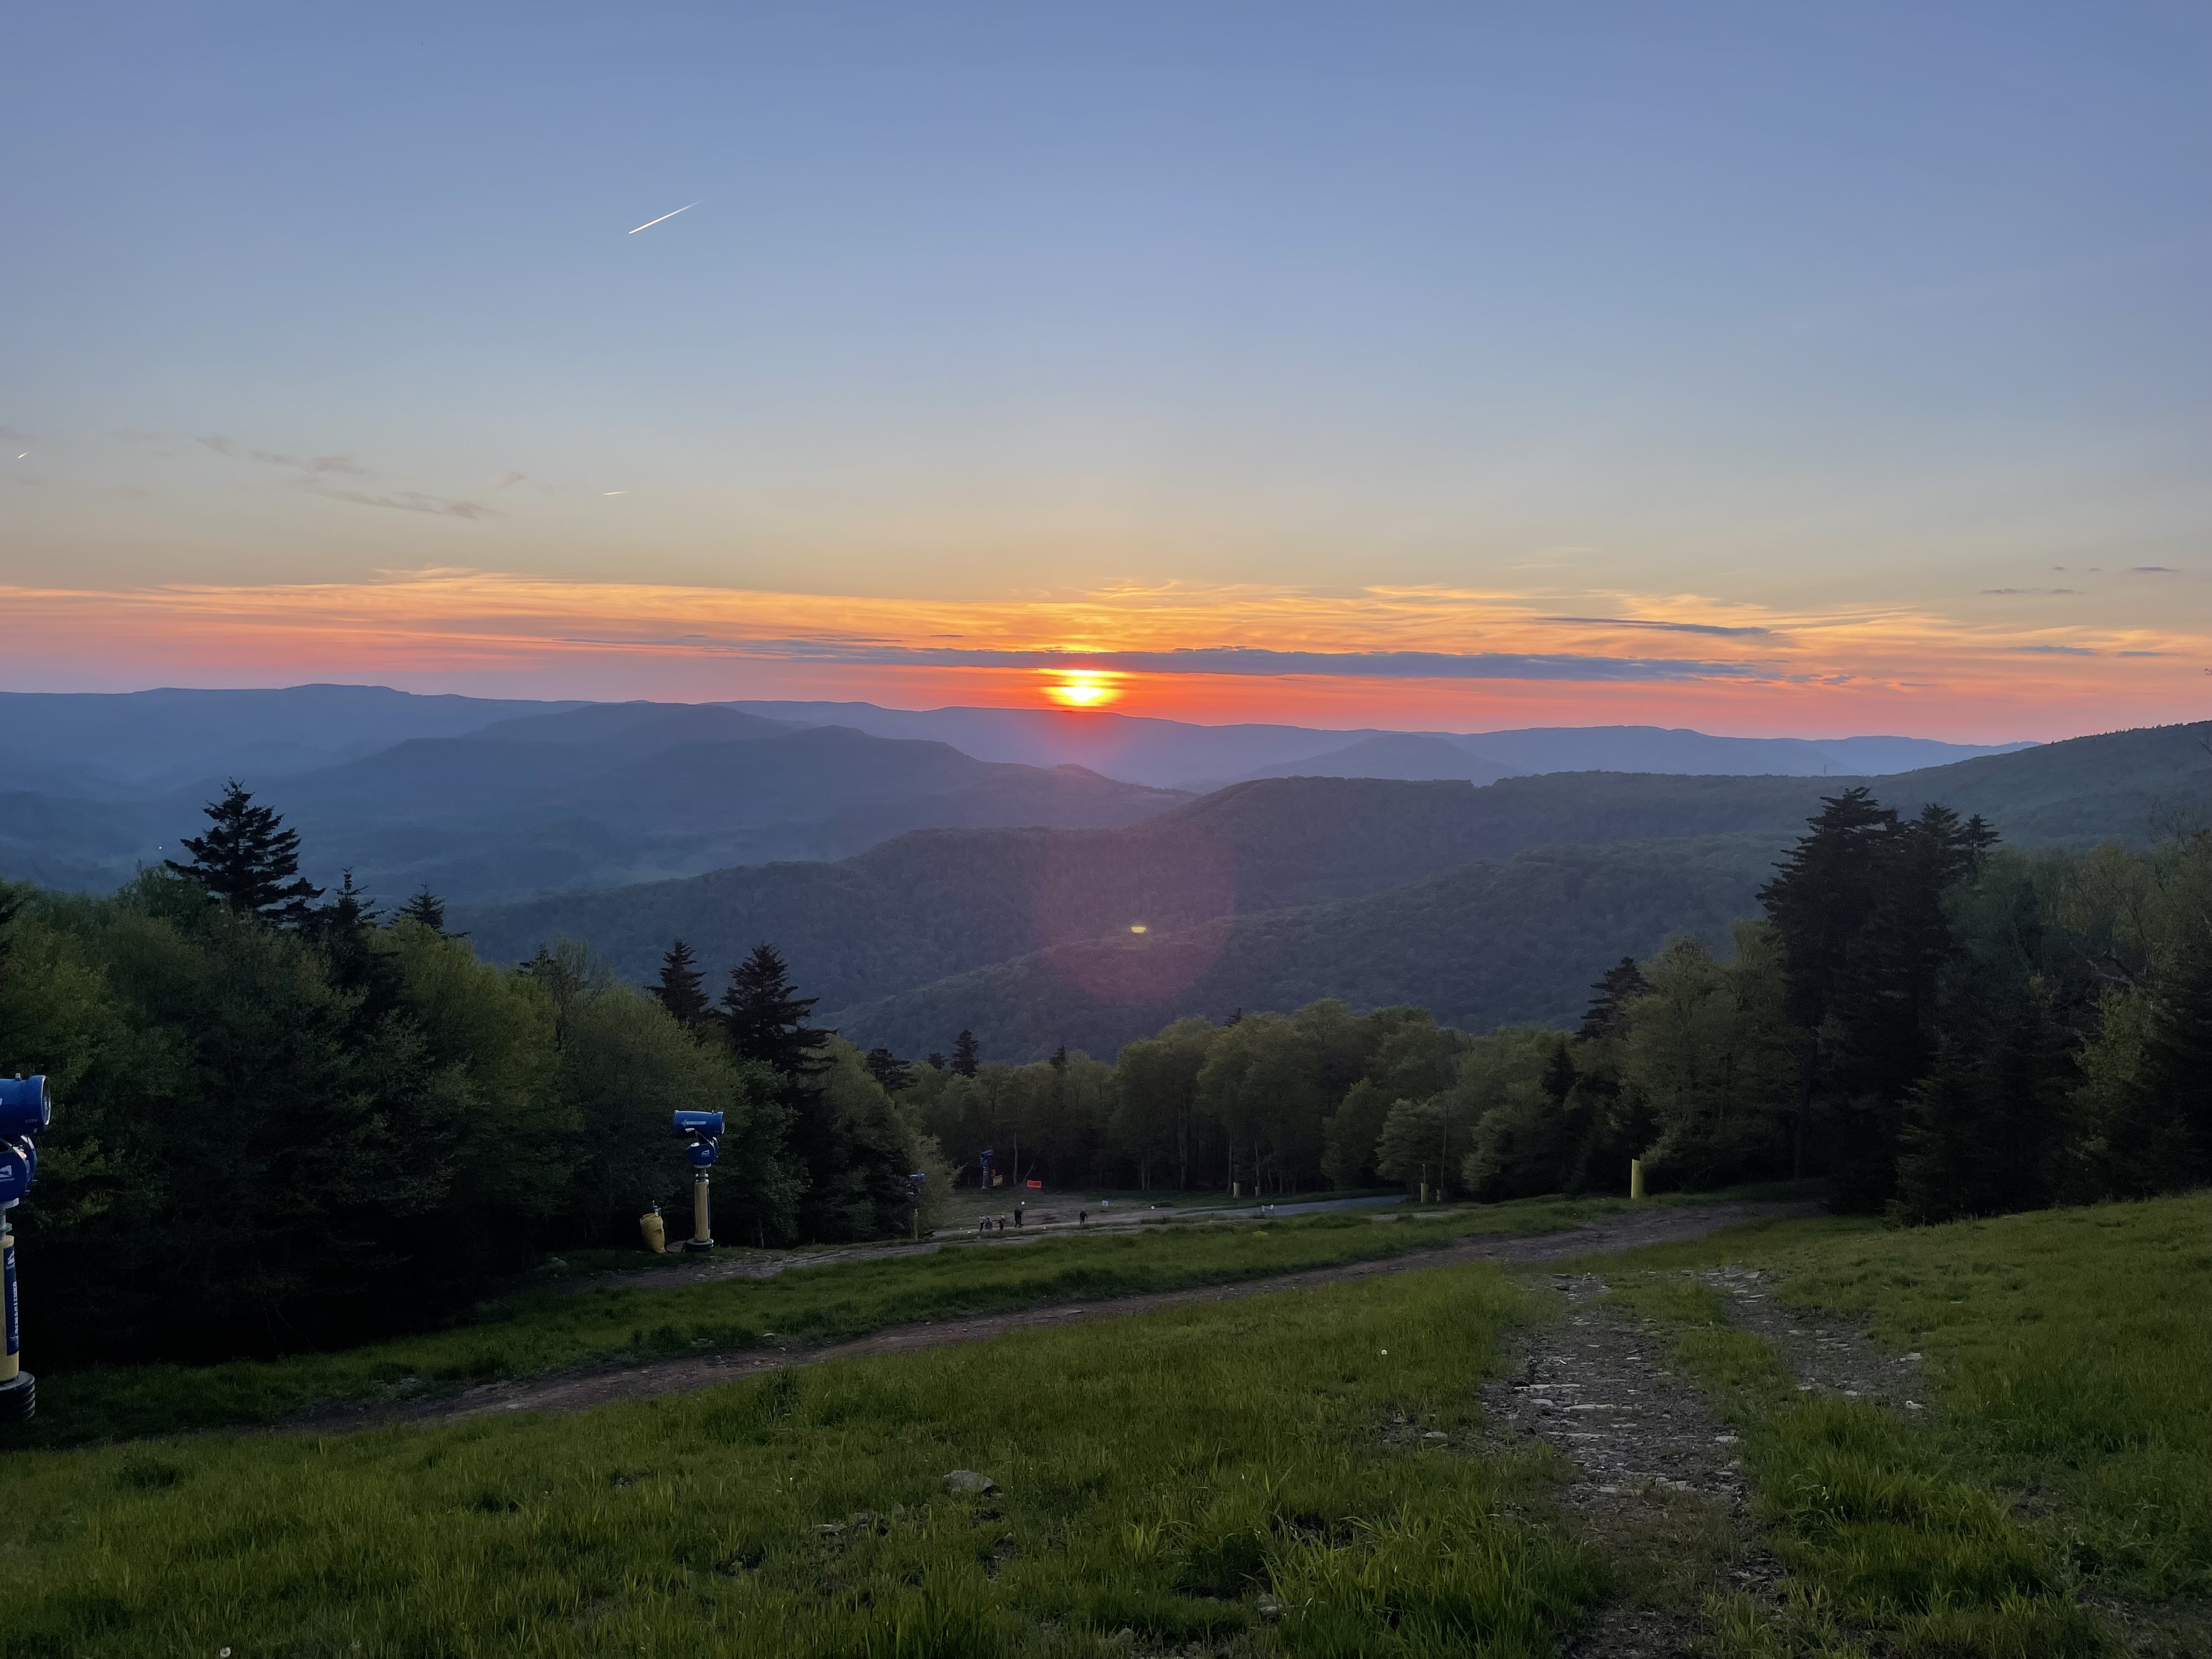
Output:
[
  {"xmin": 1, "ymin": 703, "xmax": 1186, "ymax": 902},
  {"xmin": 463, "ymin": 721, "xmax": 2212, "ymax": 1019},
  {"xmin": 830, "ymin": 836, "xmax": 1780, "ymax": 1059},
  {"xmin": 898, "ymin": 801, "xmax": 2212, "ymax": 1224},
  {"xmin": 462, "ymin": 774, "xmax": 1850, "ymax": 992}
]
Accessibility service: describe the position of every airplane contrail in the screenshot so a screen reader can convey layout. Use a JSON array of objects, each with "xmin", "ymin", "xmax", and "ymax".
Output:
[{"xmin": 628, "ymin": 201, "xmax": 699, "ymax": 234}]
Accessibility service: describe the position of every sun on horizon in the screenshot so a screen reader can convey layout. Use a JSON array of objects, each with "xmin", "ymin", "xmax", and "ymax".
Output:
[{"xmin": 1042, "ymin": 670, "xmax": 1121, "ymax": 709}]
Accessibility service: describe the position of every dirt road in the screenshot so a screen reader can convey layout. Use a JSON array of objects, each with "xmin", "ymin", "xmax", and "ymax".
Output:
[{"xmin": 313, "ymin": 1199, "xmax": 1810, "ymax": 1429}]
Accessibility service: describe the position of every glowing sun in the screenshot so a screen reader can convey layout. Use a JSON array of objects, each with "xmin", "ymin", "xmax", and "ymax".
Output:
[{"xmin": 1043, "ymin": 670, "xmax": 1121, "ymax": 709}]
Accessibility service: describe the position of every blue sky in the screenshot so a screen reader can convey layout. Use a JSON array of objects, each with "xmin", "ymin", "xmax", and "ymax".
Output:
[{"xmin": 2, "ymin": 3, "xmax": 2206, "ymax": 734}]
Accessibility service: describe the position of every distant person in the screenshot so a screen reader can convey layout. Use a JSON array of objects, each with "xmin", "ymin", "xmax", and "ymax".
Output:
[
  {"xmin": 1015, "ymin": 1203, "xmax": 1025, "ymax": 1228},
  {"xmin": 1079, "ymin": 1209, "xmax": 1088, "ymax": 1226}
]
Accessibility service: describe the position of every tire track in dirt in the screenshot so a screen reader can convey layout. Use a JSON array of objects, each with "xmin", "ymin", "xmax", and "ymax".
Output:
[{"xmin": 297, "ymin": 1200, "xmax": 1812, "ymax": 1430}]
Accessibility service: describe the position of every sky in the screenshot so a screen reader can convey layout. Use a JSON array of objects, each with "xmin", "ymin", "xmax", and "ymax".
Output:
[{"xmin": 2, "ymin": 2, "xmax": 2207, "ymax": 738}]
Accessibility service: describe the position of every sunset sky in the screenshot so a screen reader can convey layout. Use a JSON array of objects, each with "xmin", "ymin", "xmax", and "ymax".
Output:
[{"xmin": 3, "ymin": 4, "xmax": 2207, "ymax": 738}]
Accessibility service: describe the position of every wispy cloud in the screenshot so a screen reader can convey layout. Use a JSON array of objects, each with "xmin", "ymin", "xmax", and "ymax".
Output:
[
  {"xmin": 0, "ymin": 571, "xmax": 2200, "ymax": 732},
  {"xmin": 494, "ymin": 472, "xmax": 527, "ymax": 489},
  {"xmin": 1982, "ymin": 588, "xmax": 2077, "ymax": 596},
  {"xmin": 1538, "ymin": 615, "xmax": 1775, "ymax": 639},
  {"xmin": 2127, "ymin": 566, "xmax": 2179, "ymax": 575},
  {"xmin": 573, "ymin": 640, "xmax": 1769, "ymax": 681},
  {"xmin": 197, "ymin": 435, "xmax": 490, "ymax": 519}
]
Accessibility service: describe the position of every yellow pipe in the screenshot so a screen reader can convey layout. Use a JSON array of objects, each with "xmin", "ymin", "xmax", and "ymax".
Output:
[
  {"xmin": 692, "ymin": 1172, "xmax": 713, "ymax": 1247},
  {"xmin": 1629, "ymin": 1158, "xmax": 1645, "ymax": 1200}
]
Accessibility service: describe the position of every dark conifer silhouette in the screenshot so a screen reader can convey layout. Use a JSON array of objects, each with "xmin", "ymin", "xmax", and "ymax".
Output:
[
  {"xmin": 314, "ymin": 868, "xmax": 379, "ymax": 931},
  {"xmin": 949, "ymin": 1029, "xmax": 980, "ymax": 1077},
  {"xmin": 720, "ymin": 944, "xmax": 832, "ymax": 1075},
  {"xmin": 924, "ymin": 1051, "xmax": 947, "ymax": 1072},
  {"xmin": 166, "ymin": 780, "xmax": 323, "ymax": 925},
  {"xmin": 1577, "ymin": 958, "xmax": 1652, "ymax": 1040},
  {"xmin": 1540, "ymin": 1041, "xmax": 1576, "ymax": 1105},
  {"xmin": 648, "ymin": 939, "xmax": 712, "ymax": 1028},
  {"xmin": 398, "ymin": 887, "xmax": 447, "ymax": 933},
  {"xmin": 864, "ymin": 1046, "xmax": 912, "ymax": 1093}
]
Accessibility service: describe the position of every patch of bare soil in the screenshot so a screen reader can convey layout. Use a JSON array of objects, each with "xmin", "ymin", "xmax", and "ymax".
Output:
[
  {"xmin": 1484, "ymin": 1274, "xmax": 1782, "ymax": 1659},
  {"xmin": 292, "ymin": 1201, "xmax": 1811, "ymax": 1431}
]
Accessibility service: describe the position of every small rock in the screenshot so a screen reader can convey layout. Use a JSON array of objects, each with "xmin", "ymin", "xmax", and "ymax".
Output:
[
  {"xmin": 1422, "ymin": 1430, "xmax": 1448, "ymax": 1440},
  {"xmin": 943, "ymin": 1469, "xmax": 999, "ymax": 1496},
  {"xmin": 815, "ymin": 1522, "xmax": 844, "ymax": 1536},
  {"xmin": 1256, "ymin": 1595, "xmax": 1284, "ymax": 1622}
]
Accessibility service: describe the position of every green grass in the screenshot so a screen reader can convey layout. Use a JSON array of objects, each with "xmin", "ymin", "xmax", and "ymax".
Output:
[
  {"xmin": 1584, "ymin": 1192, "xmax": 2212, "ymax": 1655},
  {"xmin": 1603, "ymin": 1275, "xmax": 2106, "ymax": 1658},
  {"xmin": 0, "ymin": 1264, "xmax": 1606, "ymax": 1658},
  {"xmin": 25, "ymin": 1193, "xmax": 1640, "ymax": 1447}
]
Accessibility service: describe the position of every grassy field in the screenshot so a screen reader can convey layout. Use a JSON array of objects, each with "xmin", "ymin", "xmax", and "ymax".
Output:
[
  {"xmin": 12, "ymin": 1187, "xmax": 2203, "ymax": 1657},
  {"xmin": 28, "ymin": 1193, "xmax": 1648, "ymax": 1447},
  {"xmin": 1, "ymin": 1264, "xmax": 1604, "ymax": 1659},
  {"xmin": 1589, "ymin": 1192, "xmax": 2212, "ymax": 1656}
]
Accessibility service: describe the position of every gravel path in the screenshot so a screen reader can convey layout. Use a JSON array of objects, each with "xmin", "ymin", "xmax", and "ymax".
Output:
[
  {"xmin": 295, "ymin": 1200, "xmax": 1812, "ymax": 1430},
  {"xmin": 1485, "ymin": 1274, "xmax": 1780, "ymax": 1659}
]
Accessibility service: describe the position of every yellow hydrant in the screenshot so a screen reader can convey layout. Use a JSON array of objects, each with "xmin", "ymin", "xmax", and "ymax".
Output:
[{"xmin": 639, "ymin": 1204, "xmax": 667, "ymax": 1254}]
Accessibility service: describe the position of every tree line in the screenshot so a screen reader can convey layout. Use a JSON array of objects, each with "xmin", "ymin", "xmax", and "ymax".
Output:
[
  {"xmin": 5, "ymin": 779, "xmax": 2207, "ymax": 1367},
  {"xmin": 0, "ymin": 783, "xmax": 948, "ymax": 1366},
  {"xmin": 876, "ymin": 789, "xmax": 2211, "ymax": 1219}
]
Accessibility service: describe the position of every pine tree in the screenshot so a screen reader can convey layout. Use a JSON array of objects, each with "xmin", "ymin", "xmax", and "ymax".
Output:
[
  {"xmin": 166, "ymin": 780, "xmax": 323, "ymax": 925},
  {"xmin": 720, "ymin": 945, "xmax": 832, "ymax": 1075},
  {"xmin": 949, "ymin": 1029, "xmax": 980, "ymax": 1077},
  {"xmin": 314, "ymin": 868, "xmax": 379, "ymax": 931},
  {"xmin": 398, "ymin": 887, "xmax": 447, "ymax": 933},
  {"xmin": 924, "ymin": 1052, "xmax": 947, "ymax": 1072},
  {"xmin": 864, "ymin": 1046, "xmax": 912, "ymax": 1093},
  {"xmin": 1541, "ymin": 1041, "xmax": 1576, "ymax": 1105},
  {"xmin": 648, "ymin": 939, "xmax": 711, "ymax": 1029},
  {"xmin": 1577, "ymin": 957, "xmax": 1651, "ymax": 1040}
]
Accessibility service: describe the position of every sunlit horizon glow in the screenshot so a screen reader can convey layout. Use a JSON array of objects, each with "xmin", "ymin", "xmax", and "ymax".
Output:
[
  {"xmin": 1043, "ymin": 672, "xmax": 1122, "ymax": 709},
  {"xmin": 3, "ymin": 11, "xmax": 2205, "ymax": 741},
  {"xmin": 0, "ymin": 568, "xmax": 2203, "ymax": 741}
]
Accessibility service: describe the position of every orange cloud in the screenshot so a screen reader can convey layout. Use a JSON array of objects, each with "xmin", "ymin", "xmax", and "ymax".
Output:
[{"xmin": 0, "ymin": 568, "xmax": 2201, "ymax": 740}]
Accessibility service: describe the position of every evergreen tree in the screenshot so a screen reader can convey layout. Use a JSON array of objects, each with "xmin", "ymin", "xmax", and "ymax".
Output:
[
  {"xmin": 924, "ymin": 1051, "xmax": 947, "ymax": 1071},
  {"xmin": 312, "ymin": 868, "xmax": 379, "ymax": 931},
  {"xmin": 166, "ymin": 780, "xmax": 323, "ymax": 925},
  {"xmin": 2135, "ymin": 914, "xmax": 2212, "ymax": 1180},
  {"xmin": 398, "ymin": 887, "xmax": 447, "ymax": 933},
  {"xmin": 720, "ymin": 945, "xmax": 832, "ymax": 1074},
  {"xmin": 949, "ymin": 1028, "xmax": 980, "ymax": 1077},
  {"xmin": 303, "ymin": 870, "xmax": 398, "ymax": 1008},
  {"xmin": 1577, "ymin": 958, "xmax": 1651, "ymax": 1040},
  {"xmin": 1759, "ymin": 789, "xmax": 1995, "ymax": 1206},
  {"xmin": 1540, "ymin": 1041, "xmax": 1576, "ymax": 1106},
  {"xmin": 864, "ymin": 1046, "xmax": 912, "ymax": 1093},
  {"xmin": 647, "ymin": 938, "xmax": 712, "ymax": 1029}
]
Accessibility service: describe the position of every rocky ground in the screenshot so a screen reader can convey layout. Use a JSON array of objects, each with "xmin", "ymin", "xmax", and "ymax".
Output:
[{"xmin": 1483, "ymin": 1273, "xmax": 1782, "ymax": 1659}]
